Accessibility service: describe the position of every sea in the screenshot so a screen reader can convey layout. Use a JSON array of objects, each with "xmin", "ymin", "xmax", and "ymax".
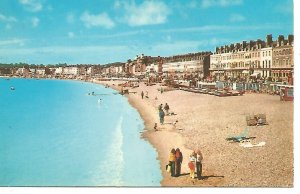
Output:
[{"xmin": 0, "ymin": 78, "xmax": 162, "ymax": 186}]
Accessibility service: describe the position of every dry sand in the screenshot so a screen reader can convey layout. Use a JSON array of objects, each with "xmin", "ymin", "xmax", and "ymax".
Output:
[{"xmin": 94, "ymin": 79, "xmax": 293, "ymax": 187}]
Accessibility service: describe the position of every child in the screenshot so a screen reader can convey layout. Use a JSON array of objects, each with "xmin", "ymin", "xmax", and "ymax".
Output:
[{"xmin": 188, "ymin": 152, "xmax": 196, "ymax": 179}]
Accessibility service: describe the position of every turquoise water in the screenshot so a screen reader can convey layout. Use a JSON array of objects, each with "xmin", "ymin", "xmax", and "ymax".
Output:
[{"xmin": 0, "ymin": 78, "xmax": 162, "ymax": 186}]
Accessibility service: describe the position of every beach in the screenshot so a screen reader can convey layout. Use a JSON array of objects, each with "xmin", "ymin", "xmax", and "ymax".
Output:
[{"xmin": 95, "ymin": 80, "xmax": 294, "ymax": 187}]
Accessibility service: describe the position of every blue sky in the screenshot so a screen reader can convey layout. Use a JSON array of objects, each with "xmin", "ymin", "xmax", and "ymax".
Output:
[{"xmin": 0, "ymin": 0, "xmax": 294, "ymax": 65}]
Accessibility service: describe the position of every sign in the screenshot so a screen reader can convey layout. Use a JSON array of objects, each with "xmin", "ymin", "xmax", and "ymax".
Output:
[{"xmin": 287, "ymin": 88, "xmax": 293, "ymax": 97}]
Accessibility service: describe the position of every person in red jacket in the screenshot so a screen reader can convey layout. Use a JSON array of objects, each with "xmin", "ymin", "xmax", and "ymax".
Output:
[{"xmin": 175, "ymin": 148, "xmax": 183, "ymax": 177}]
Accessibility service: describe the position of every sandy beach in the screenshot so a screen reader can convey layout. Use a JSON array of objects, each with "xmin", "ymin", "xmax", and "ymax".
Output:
[{"xmin": 94, "ymin": 79, "xmax": 293, "ymax": 187}]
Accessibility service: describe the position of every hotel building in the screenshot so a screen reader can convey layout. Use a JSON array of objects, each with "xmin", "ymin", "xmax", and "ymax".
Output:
[{"xmin": 210, "ymin": 34, "xmax": 294, "ymax": 82}]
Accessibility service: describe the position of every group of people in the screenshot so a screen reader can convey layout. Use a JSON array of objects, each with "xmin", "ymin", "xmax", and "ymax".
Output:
[
  {"xmin": 188, "ymin": 150, "xmax": 203, "ymax": 180},
  {"xmin": 167, "ymin": 148, "xmax": 203, "ymax": 180},
  {"xmin": 158, "ymin": 103, "xmax": 170, "ymax": 125},
  {"xmin": 167, "ymin": 148, "xmax": 183, "ymax": 177}
]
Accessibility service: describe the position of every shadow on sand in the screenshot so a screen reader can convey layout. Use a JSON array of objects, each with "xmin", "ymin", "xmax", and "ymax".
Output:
[
  {"xmin": 177, "ymin": 173, "xmax": 224, "ymax": 180},
  {"xmin": 200, "ymin": 175, "xmax": 225, "ymax": 180}
]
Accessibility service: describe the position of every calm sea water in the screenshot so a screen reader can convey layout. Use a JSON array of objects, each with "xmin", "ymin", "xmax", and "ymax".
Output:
[{"xmin": 0, "ymin": 78, "xmax": 162, "ymax": 186}]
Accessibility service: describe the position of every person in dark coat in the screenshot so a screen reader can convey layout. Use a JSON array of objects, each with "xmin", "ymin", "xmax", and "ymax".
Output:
[
  {"xmin": 196, "ymin": 149, "xmax": 203, "ymax": 179},
  {"xmin": 175, "ymin": 148, "xmax": 183, "ymax": 177},
  {"xmin": 164, "ymin": 103, "xmax": 170, "ymax": 115},
  {"xmin": 159, "ymin": 109, "xmax": 165, "ymax": 124}
]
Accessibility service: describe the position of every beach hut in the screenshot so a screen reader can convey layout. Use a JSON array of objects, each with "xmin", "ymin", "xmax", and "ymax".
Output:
[{"xmin": 279, "ymin": 85, "xmax": 294, "ymax": 101}]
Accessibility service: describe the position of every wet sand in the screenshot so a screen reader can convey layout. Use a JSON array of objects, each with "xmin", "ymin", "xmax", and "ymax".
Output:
[{"xmin": 94, "ymin": 79, "xmax": 294, "ymax": 187}]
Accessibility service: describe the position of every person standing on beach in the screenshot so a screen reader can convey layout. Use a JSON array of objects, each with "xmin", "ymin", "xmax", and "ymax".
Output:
[
  {"xmin": 175, "ymin": 148, "xmax": 183, "ymax": 177},
  {"xmin": 164, "ymin": 103, "xmax": 170, "ymax": 115},
  {"xmin": 188, "ymin": 151, "xmax": 196, "ymax": 179},
  {"xmin": 141, "ymin": 91, "xmax": 144, "ymax": 99},
  {"xmin": 169, "ymin": 148, "xmax": 176, "ymax": 177},
  {"xmin": 145, "ymin": 91, "xmax": 149, "ymax": 98},
  {"xmin": 196, "ymin": 149, "xmax": 203, "ymax": 180},
  {"xmin": 159, "ymin": 108, "xmax": 165, "ymax": 125},
  {"xmin": 158, "ymin": 104, "xmax": 163, "ymax": 110}
]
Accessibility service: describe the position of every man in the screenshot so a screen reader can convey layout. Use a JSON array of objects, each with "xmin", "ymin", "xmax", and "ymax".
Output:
[
  {"xmin": 159, "ymin": 109, "xmax": 165, "ymax": 125},
  {"xmin": 141, "ymin": 91, "xmax": 144, "ymax": 99},
  {"xmin": 196, "ymin": 149, "xmax": 203, "ymax": 180},
  {"xmin": 164, "ymin": 103, "xmax": 170, "ymax": 115}
]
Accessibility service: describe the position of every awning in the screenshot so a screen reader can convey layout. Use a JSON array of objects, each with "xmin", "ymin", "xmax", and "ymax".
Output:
[
  {"xmin": 250, "ymin": 72, "xmax": 260, "ymax": 77},
  {"xmin": 272, "ymin": 70, "xmax": 291, "ymax": 73},
  {"xmin": 242, "ymin": 70, "xmax": 249, "ymax": 74}
]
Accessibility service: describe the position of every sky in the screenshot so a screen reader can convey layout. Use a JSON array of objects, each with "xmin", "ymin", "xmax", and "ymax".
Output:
[{"xmin": 0, "ymin": 0, "xmax": 294, "ymax": 65}]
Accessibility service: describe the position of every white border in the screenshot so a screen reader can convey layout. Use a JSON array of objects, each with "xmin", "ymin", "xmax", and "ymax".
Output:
[{"xmin": 0, "ymin": 1, "xmax": 298, "ymax": 194}]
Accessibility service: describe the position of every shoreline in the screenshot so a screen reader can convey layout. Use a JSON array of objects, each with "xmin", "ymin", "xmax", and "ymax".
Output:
[
  {"xmin": 93, "ymin": 79, "xmax": 293, "ymax": 187},
  {"xmin": 93, "ymin": 80, "xmax": 197, "ymax": 186},
  {"xmin": 4, "ymin": 77, "xmax": 292, "ymax": 187}
]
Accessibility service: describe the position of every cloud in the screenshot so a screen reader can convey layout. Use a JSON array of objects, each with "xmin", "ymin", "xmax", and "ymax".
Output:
[
  {"xmin": 68, "ymin": 32, "xmax": 75, "ymax": 39},
  {"xmin": 0, "ymin": 45, "xmax": 130, "ymax": 64},
  {"xmin": 80, "ymin": 11, "xmax": 115, "ymax": 29},
  {"xmin": 0, "ymin": 13, "xmax": 17, "ymax": 22},
  {"xmin": 0, "ymin": 38, "xmax": 26, "ymax": 46},
  {"xmin": 118, "ymin": 1, "xmax": 171, "ymax": 26},
  {"xmin": 187, "ymin": 0, "xmax": 198, "ymax": 8},
  {"xmin": 151, "ymin": 41, "xmax": 201, "ymax": 53},
  {"xmin": 47, "ymin": 5, "xmax": 53, "ymax": 11},
  {"xmin": 160, "ymin": 24, "xmax": 282, "ymax": 33},
  {"xmin": 150, "ymin": 38, "xmax": 229, "ymax": 54},
  {"xmin": 229, "ymin": 13, "xmax": 245, "ymax": 22},
  {"xmin": 5, "ymin": 24, "xmax": 12, "ymax": 30},
  {"xmin": 200, "ymin": 0, "xmax": 243, "ymax": 8},
  {"xmin": 19, "ymin": 0, "xmax": 43, "ymax": 12},
  {"xmin": 31, "ymin": 17, "xmax": 39, "ymax": 27},
  {"xmin": 66, "ymin": 13, "xmax": 75, "ymax": 24}
]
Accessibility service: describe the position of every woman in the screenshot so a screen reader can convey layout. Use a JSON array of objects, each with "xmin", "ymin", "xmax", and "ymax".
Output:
[
  {"xmin": 175, "ymin": 148, "xmax": 183, "ymax": 177},
  {"xmin": 169, "ymin": 148, "xmax": 176, "ymax": 177},
  {"xmin": 188, "ymin": 151, "xmax": 196, "ymax": 179}
]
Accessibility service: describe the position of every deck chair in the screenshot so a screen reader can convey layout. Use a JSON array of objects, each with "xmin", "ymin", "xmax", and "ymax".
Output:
[{"xmin": 226, "ymin": 127, "xmax": 251, "ymax": 142}]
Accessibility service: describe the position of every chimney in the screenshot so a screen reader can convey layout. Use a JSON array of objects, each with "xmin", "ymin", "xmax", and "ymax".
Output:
[
  {"xmin": 266, "ymin": 34, "xmax": 273, "ymax": 47},
  {"xmin": 221, "ymin": 46, "xmax": 224, "ymax": 53},
  {"xmin": 225, "ymin": 45, "xmax": 229, "ymax": 53},
  {"xmin": 235, "ymin": 43, "xmax": 241, "ymax": 51},
  {"xmin": 250, "ymin": 40, "xmax": 255, "ymax": 49},
  {"xmin": 256, "ymin": 39, "xmax": 262, "ymax": 49},
  {"xmin": 242, "ymin": 41, "xmax": 247, "ymax": 49},
  {"xmin": 230, "ymin": 44, "xmax": 234, "ymax": 52},
  {"xmin": 278, "ymin": 35, "xmax": 284, "ymax": 46},
  {"xmin": 288, "ymin": 35, "xmax": 294, "ymax": 45}
]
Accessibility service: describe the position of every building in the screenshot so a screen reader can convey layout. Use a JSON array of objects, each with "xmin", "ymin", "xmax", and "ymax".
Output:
[
  {"xmin": 162, "ymin": 52, "xmax": 211, "ymax": 80},
  {"xmin": 36, "ymin": 68, "xmax": 45, "ymax": 75},
  {"xmin": 55, "ymin": 67, "xmax": 64, "ymax": 75},
  {"xmin": 16, "ymin": 67, "xmax": 30, "ymax": 76},
  {"xmin": 210, "ymin": 34, "xmax": 294, "ymax": 82},
  {"xmin": 272, "ymin": 35, "xmax": 294, "ymax": 82},
  {"xmin": 63, "ymin": 66, "xmax": 79, "ymax": 75}
]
